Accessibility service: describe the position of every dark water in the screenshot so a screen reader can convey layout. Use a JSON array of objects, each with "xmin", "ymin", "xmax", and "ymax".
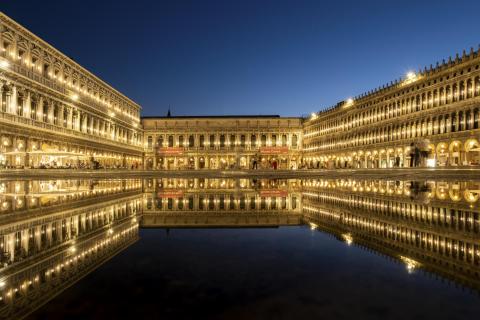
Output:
[
  {"xmin": 0, "ymin": 177, "xmax": 479, "ymax": 320},
  {"xmin": 28, "ymin": 227, "xmax": 479, "ymax": 320}
]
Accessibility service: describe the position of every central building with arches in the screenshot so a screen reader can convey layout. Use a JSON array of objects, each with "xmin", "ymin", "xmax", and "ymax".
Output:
[{"xmin": 142, "ymin": 115, "xmax": 303, "ymax": 170}]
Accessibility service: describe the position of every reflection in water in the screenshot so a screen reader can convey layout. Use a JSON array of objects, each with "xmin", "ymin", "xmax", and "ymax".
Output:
[
  {"xmin": 0, "ymin": 177, "xmax": 478, "ymax": 318},
  {"xmin": 0, "ymin": 182, "xmax": 141, "ymax": 319},
  {"xmin": 143, "ymin": 178, "xmax": 302, "ymax": 227},
  {"xmin": 302, "ymin": 178, "xmax": 480, "ymax": 290}
]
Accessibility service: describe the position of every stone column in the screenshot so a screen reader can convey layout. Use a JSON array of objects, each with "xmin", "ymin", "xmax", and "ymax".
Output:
[
  {"xmin": 76, "ymin": 111, "xmax": 81, "ymax": 131},
  {"xmin": 67, "ymin": 107, "xmax": 73, "ymax": 129},
  {"xmin": 4, "ymin": 87, "xmax": 11, "ymax": 114},
  {"xmin": 24, "ymin": 90, "xmax": 31, "ymax": 118},
  {"xmin": 83, "ymin": 113, "xmax": 88, "ymax": 132},
  {"xmin": 21, "ymin": 229, "xmax": 29, "ymax": 256},
  {"xmin": 56, "ymin": 105, "xmax": 62, "ymax": 126},
  {"xmin": 90, "ymin": 116, "xmax": 95, "ymax": 135},
  {"xmin": 9, "ymin": 84, "xmax": 17, "ymax": 114},
  {"xmin": 48, "ymin": 102, "xmax": 54, "ymax": 124}
]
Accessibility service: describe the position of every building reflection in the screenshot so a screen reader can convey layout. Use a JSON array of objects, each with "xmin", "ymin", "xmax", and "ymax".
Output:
[
  {"xmin": 302, "ymin": 178, "xmax": 480, "ymax": 291},
  {"xmin": 0, "ymin": 179, "xmax": 142, "ymax": 214},
  {"xmin": 0, "ymin": 180, "xmax": 141, "ymax": 319},
  {"xmin": 0, "ymin": 177, "xmax": 479, "ymax": 318},
  {"xmin": 142, "ymin": 178, "xmax": 303, "ymax": 227}
]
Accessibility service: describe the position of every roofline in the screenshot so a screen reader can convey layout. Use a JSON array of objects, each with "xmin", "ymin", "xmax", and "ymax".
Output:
[{"xmin": 141, "ymin": 115, "xmax": 303, "ymax": 119}]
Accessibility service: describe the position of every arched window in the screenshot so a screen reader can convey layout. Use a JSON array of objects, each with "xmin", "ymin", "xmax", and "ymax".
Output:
[
  {"xmin": 157, "ymin": 136, "xmax": 164, "ymax": 147},
  {"xmin": 261, "ymin": 135, "xmax": 267, "ymax": 147},
  {"xmin": 451, "ymin": 113, "xmax": 456, "ymax": 132},
  {"xmin": 251, "ymin": 135, "xmax": 256, "ymax": 147},
  {"xmin": 17, "ymin": 95, "xmax": 23, "ymax": 117},
  {"xmin": 30, "ymin": 100, "xmax": 37, "ymax": 120},
  {"xmin": 43, "ymin": 102, "xmax": 48, "ymax": 122},
  {"xmin": 475, "ymin": 77, "xmax": 480, "ymax": 96},
  {"xmin": 189, "ymin": 135, "xmax": 194, "ymax": 147},
  {"xmin": 458, "ymin": 111, "xmax": 464, "ymax": 131},
  {"xmin": 292, "ymin": 135, "xmax": 298, "ymax": 147},
  {"xmin": 240, "ymin": 135, "xmax": 246, "ymax": 147},
  {"xmin": 271, "ymin": 134, "xmax": 277, "ymax": 147},
  {"xmin": 209, "ymin": 134, "xmax": 215, "ymax": 147},
  {"xmin": 465, "ymin": 110, "xmax": 471, "ymax": 130},
  {"xmin": 168, "ymin": 135, "xmax": 174, "ymax": 147},
  {"xmin": 467, "ymin": 80, "xmax": 473, "ymax": 99},
  {"xmin": 178, "ymin": 135, "xmax": 184, "ymax": 147},
  {"xmin": 282, "ymin": 134, "xmax": 287, "ymax": 147},
  {"xmin": 199, "ymin": 135, "xmax": 205, "ymax": 147},
  {"xmin": 220, "ymin": 134, "xmax": 225, "ymax": 147},
  {"xmin": 474, "ymin": 108, "xmax": 479, "ymax": 129},
  {"xmin": 230, "ymin": 134, "xmax": 236, "ymax": 148},
  {"xmin": 452, "ymin": 84, "xmax": 458, "ymax": 102},
  {"xmin": 147, "ymin": 136, "xmax": 153, "ymax": 149},
  {"xmin": 444, "ymin": 114, "xmax": 450, "ymax": 133}
]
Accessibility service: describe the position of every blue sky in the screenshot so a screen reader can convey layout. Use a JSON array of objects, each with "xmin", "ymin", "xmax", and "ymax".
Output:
[{"xmin": 2, "ymin": 0, "xmax": 479, "ymax": 117}]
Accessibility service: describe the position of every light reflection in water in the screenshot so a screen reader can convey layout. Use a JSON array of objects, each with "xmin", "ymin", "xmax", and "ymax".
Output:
[{"xmin": 0, "ymin": 177, "xmax": 477, "ymax": 319}]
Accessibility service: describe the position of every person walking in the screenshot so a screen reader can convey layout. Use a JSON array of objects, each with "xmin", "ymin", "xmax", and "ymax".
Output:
[
  {"xmin": 409, "ymin": 143, "xmax": 415, "ymax": 167},
  {"xmin": 414, "ymin": 146, "xmax": 420, "ymax": 167}
]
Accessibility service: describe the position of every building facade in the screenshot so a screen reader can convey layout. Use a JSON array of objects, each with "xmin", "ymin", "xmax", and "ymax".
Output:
[
  {"xmin": 3, "ymin": 12, "xmax": 480, "ymax": 171},
  {"xmin": 142, "ymin": 116, "xmax": 303, "ymax": 170},
  {"xmin": 0, "ymin": 13, "xmax": 143, "ymax": 170},
  {"xmin": 303, "ymin": 49, "xmax": 480, "ymax": 169}
]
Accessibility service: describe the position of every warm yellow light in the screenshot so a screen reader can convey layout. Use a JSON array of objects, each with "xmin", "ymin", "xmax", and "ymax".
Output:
[
  {"xmin": 406, "ymin": 71, "xmax": 416, "ymax": 80},
  {"xmin": 71, "ymin": 94, "xmax": 79, "ymax": 101},
  {"xmin": 0, "ymin": 60, "xmax": 9, "ymax": 69},
  {"xmin": 400, "ymin": 256, "xmax": 419, "ymax": 273}
]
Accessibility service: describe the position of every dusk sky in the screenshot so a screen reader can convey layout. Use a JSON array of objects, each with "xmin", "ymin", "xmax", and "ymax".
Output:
[{"xmin": 2, "ymin": 0, "xmax": 480, "ymax": 117}]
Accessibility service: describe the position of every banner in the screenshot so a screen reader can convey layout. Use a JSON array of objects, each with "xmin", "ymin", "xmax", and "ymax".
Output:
[
  {"xmin": 260, "ymin": 190, "xmax": 289, "ymax": 197},
  {"xmin": 259, "ymin": 147, "xmax": 289, "ymax": 154},
  {"xmin": 157, "ymin": 147, "xmax": 184, "ymax": 155}
]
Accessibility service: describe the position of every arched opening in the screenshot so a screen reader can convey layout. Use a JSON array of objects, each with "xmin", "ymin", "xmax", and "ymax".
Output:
[
  {"xmin": 465, "ymin": 139, "xmax": 480, "ymax": 165},
  {"xmin": 436, "ymin": 143, "xmax": 448, "ymax": 167},
  {"xmin": 449, "ymin": 141, "xmax": 463, "ymax": 166}
]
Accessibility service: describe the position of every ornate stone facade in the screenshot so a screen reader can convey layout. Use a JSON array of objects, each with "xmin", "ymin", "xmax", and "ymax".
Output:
[
  {"xmin": 142, "ymin": 116, "xmax": 303, "ymax": 170},
  {"xmin": 3, "ymin": 12, "xmax": 480, "ymax": 171},
  {"xmin": 303, "ymin": 49, "xmax": 480, "ymax": 169},
  {"xmin": 0, "ymin": 13, "xmax": 143, "ymax": 169}
]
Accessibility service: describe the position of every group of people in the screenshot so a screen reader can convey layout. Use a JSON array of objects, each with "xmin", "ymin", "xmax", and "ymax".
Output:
[
  {"xmin": 409, "ymin": 142, "xmax": 429, "ymax": 167},
  {"xmin": 251, "ymin": 157, "xmax": 278, "ymax": 170}
]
